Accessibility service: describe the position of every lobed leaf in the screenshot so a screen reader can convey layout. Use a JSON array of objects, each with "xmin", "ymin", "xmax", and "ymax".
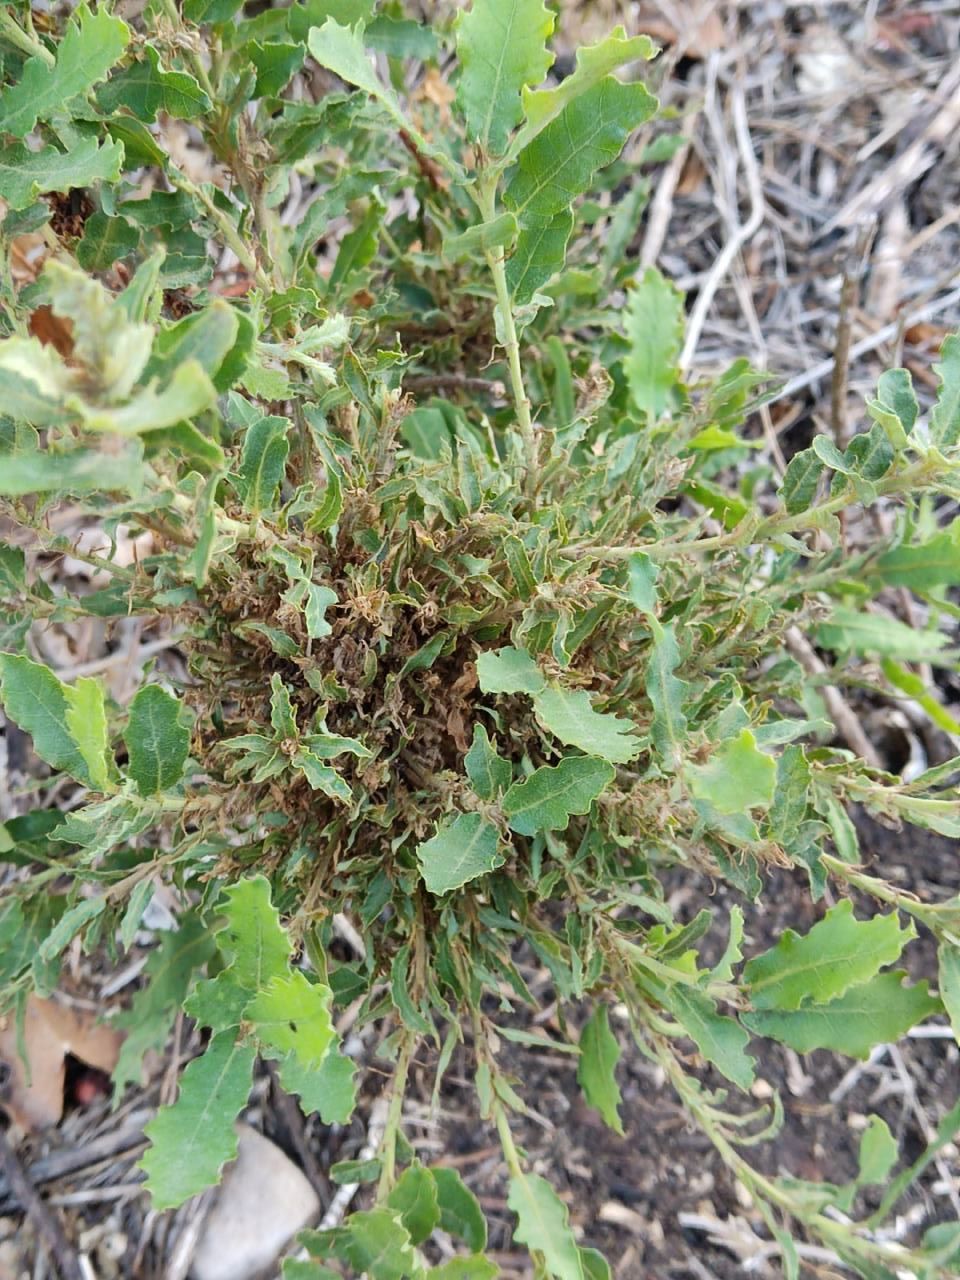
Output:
[
  {"xmin": 0, "ymin": 137, "xmax": 125, "ymax": 211},
  {"xmin": 0, "ymin": 3, "xmax": 128, "ymax": 138},
  {"xmin": 502, "ymin": 755, "xmax": 614, "ymax": 837},
  {"xmin": 743, "ymin": 971, "xmax": 941, "ymax": 1058},
  {"xmin": 246, "ymin": 971, "xmax": 336, "ymax": 1066},
  {"xmin": 624, "ymin": 267, "xmax": 685, "ymax": 423},
  {"xmin": 576, "ymin": 1005, "xmax": 623, "ymax": 1134},
  {"xmin": 687, "ymin": 730, "xmax": 776, "ymax": 816},
  {"xmin": 533, "ymin": 686, "xmax": 641, "ymax": 764},
  {"xmin": 456, "ymin": 0, "xmax": 555, "ymax": 155},
  {"xmin": 279, "ymin": 1044, "xmax": 357, "ymax": 1125},
  {"xmin": 476, "ymin": 645, "xmax": 545, "ymax": 695},
  {"xmin": 124, "ymin": 684, "xmax": 191, "ymax": 796},
  {"xmin": 508, "ymin": 1172, "xmax": 584, "ymax": 1280},
  {"xmin": 97, "ymin": 45, "xmax": 211, "ymax": 121},
  {"xmin": 515, "ymin": 26, "xmax": 658, "ymax": 153},
  {"xmin": 505, "ymin": 76, "xmax": 657, "ymax": 219},
  {"xmin": 417, "ymin": 813, "xmax": 502, "ymax": 895},
  {"xmin": 141, "ymin": 1033, "xmax": 256, "ymax": 1209},
  {"xmin": 744, "ymin": 900, "xmax": 914, "ymax": 1012}
]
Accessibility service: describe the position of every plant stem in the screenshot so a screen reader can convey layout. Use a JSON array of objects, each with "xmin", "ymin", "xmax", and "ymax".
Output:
[
  {"xmin": 378, "ymin": 1034, "xmax": 414, "ymax": 1195},
  {"xmin": 0, "ymin": 11, "xmax": 54, "ymax": 66},
  {"xmin": 478, "ymin": 183, "xmax": 537, "ymax": 487},
  {"xmin": 493, "ymin": 1101, "xmax": 524, "ymax": 1180},
  {"xmin": 169, "ymin": 173, "xmax": 271, "ymax": 293}
]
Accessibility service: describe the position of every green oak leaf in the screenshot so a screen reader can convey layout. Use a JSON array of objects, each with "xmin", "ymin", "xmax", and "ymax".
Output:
[
  {"xmin": 455, "ymin": 0, "xmax": 555, "ymax": 155},
  {"xmin": 140, "ymin": 1033, "xmax": 255, "ymax": 1209},
  {"xmin": 533, "ymin": 685, "xmax": 641, "ymax": 764},
  {"xmin": 236, "ymin": 413, "xmax": 290, "ymax": 515},
  {"xmin": 96, "ymin": 45, "xmax": 211, "ymax": 122},
  {"xmin": 246, "ymin": 970, "xmax": 336, "ymax": 1066},
  {"xmin": 0, "ymin": 138, "xmax": 125, "ymax": 211},
  {"xmin": 505, "ymin": 76, "xmax": 657, "ymax": 219},
  {"xmin": 124, "ymin": 684, "xmax": 191, "ymax": 796},
  {"xmin": 577, "ymin": 1005, "xmax": 623, "ymax": 1134},
  {"xmin": 508, "ymin": 1172, "xmax": 584, "ymax": 1280},
  {"xmin": 0, "ymin": 3, "xmax": 128, "ymax": 138},
  {"xmin": 687, "ymin": 730, "xmax": 776, "ymax": 816},
  {"xmin": 464, "ymin": 723, "xmax": 513, "ymax": 800},
  {"xmin": 743, "ymin": 971, "xmax": 942, "ymax": 1058},
  {"xmin": 0, "ymin": 654, "xmax": 92, "ymax": 785},
  {"xmin": 417, "ymin": 813, "xmax": 502, "ymax": 895},
  {"xmin": 502, "ymin": 756, "xmax": 614, "ymax": 836},
  {"xmin": 476, "ymin": 645, "xmax": 545, "ymax": 695},
  {"xmin": 744, "ymin": 900, "xmax": 914, "ymax": 1012},
  {"xmin": 624, "ymin": 267, "xmax": 685, "ymax": 423}
]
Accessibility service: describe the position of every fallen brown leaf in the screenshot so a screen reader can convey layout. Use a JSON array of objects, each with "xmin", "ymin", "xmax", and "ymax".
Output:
[{"xmin": 0, "ymin": 995, "xmax": 123, "ymax": 1130}]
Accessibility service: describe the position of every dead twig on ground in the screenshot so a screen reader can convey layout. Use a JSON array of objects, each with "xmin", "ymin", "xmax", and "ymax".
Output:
[
  {"xmin": 0, "ymin": 1127, "xmax": 85, "ymax": 1280},
  {"xmin": 680, "ymin": 70, "xmax": 764, "ymax": 373}
]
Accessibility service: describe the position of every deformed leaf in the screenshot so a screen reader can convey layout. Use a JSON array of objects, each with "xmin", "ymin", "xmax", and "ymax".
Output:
[
  {"xmin": 744, "ymin": 900, "xmax": 914, "ymax": 1012},
  {"xmin": 533, "ymin": 686, "xmax": 641, "ymax": 764},
  {"xmin": 124, "ymin": 684, "xmax": 191, "ymax": 795},
  {"xmin": 140, "ymin": 1033, "xmax": 256, "ymax": 1209},
  {"xmin": 645, "ymin": 617, "xmax": 689, "ymax": 771},
  {"xmin": 577, "ymin": 1005, "xmax": 623, "ymax": 1134},
  {"xmin": 294, "ymin": 751, "xmax": 353, "ymax": 803},
  {"xmin": 743, "ymin": 971, "xmax": 941, "ymax": 1058},
  {"xmin": 77, "ymin": 363, "xmax": 218, "ymax": 435},
  {"xmin": 417, "ymin": 813, "xmax": 502, "ymax": 895},
  {"xmin": 456, "ymin": 0, "xmax": 555, "ymax": 155},
  {"xmin": 502, "ymin": 755, "xmax": 614, "ymax": 836}
]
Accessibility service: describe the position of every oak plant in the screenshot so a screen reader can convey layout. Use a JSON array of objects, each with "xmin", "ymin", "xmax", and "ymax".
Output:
[{"xmin": 2, "ymin": 3, "xmax": 960, "ymax": 1277}]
